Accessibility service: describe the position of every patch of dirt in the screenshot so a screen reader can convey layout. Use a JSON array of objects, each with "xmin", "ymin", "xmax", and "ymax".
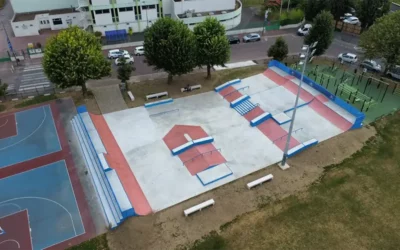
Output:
[{"xmin": 106, "ymin": 126, "xmax": 376, "ymax": 250}]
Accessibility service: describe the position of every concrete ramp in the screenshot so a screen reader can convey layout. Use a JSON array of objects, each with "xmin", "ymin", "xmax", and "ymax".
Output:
[
  {"xmin": 196, "ymin": 163, "xmax": 233, "ymax": 186},
  {"xmin": 91, "ymin": 84, "xmax": 128, "ymax": 114}
]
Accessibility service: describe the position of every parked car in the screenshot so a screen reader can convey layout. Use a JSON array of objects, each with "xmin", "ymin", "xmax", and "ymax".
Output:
[
  {"xmin": 134, "ymin": 46, "xmax": 145, "ymax": 56},
  {"xmin": 108, "ymin": 49, "xmax": 129, "ymax": 59},
  {"xmin": 297, "ymin": 24, "xmax": 312, "ymax": 36},
  {"xmin": 228, "ymin": 36, "xmax": 240, "ymax": 44},
  {"xmin": 242, "ymin": 33, "xmax": 261, "ymax": 43},
  {"xmin": 115, "ymin": 54, "xmax": 134, "ymax": 66},
  {"xmin": 387, "ymin": 66, "xmax": 400, "ymax": 80},
  {"xmin": 338, "ymin": 53, "xmax": 358, "ymax": 63},
  {"xmin": 360, "ymin": 59, "xmax": 382, "ymax": 73},
  {"xmin": 344, "ymin": 16, "xmax": 360, "ymax": 24},
  {"xmin": 340, "ymin": 13, "xmax": 353, "ymax": 19}
]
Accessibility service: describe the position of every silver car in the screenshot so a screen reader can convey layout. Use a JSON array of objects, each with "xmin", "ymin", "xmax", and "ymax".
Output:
[{"xmin": 242, "ymin": 33, "xmax": 261, "ymax": 43}]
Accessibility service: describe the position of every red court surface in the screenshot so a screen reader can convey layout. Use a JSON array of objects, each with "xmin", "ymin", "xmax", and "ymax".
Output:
[
  {"xmin": 284, "ymin": 80, "xmax": 315, "ymax": 103},
  {"xmin": 309, "ymin": 100, "xmax": 353, "ymax": 131},
  {"xmin": 0, "ymin": 102, "xmax": 95, "ymax": 250},
  {"xmin": 0, "ymin": 210, "xmax": 32, "ymax": 250},
  {"xmin": 0, "ymin": 114, "xmax": 17, "ymax": 139},
  {"xmin": 163, "ymin": 125, "xmax": 226, "ymax": 175},
  {"xmin": 263, "ymin": 68, "xmax": 288, "ymax": 85},
  {"xmin": 315, "ymin": 94, "xmax": 329, "ymax": 103},
  {"xmin": 90, "ymin": 114, "xmax": 152, "ymax": 216}
]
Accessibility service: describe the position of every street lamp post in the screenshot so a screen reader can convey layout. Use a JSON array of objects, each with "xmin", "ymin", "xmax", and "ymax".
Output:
[
  {"xmin": 1, "ymin": 21, "xmax": 18, "ymax": 66},
  {"xmin": 280, "ymin": 42, "xmax": 318, "ymax": 169}
]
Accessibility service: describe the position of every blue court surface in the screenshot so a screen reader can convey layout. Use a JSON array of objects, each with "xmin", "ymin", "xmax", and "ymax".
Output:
[
  {"xmin": 0, "ymin": 160, "xmax": 85, "ymax": 250},
  {"xmin": 0, "ymin": 105, "xmax": 61, "ymax": 168}
]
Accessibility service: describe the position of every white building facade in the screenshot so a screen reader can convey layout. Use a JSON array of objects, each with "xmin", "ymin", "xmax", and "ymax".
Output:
[{"xmin": 10, "ymin": 0, "xmax": 242, "ymax": 37}]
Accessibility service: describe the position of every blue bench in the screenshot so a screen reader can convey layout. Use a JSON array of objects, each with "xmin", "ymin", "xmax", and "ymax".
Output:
[{"xmin": 250, "ymin": 112, "xmax": 271, "ymax": 126}]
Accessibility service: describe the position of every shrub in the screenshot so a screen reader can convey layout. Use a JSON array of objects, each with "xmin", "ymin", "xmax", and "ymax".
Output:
[
  {"xmin": 0, "ymin": 104, "xmax": 5, "ymax": 113},
  {"xmin": 280, "ymin": 8, "xmax": 304, "ymax": 26},
  {"xmin": 94, "ymin": 31, "xmax": 102, "ymax": 37},
  {"xmin": 14, "ymin": 95, "xmax": 57, "ymax": 108}
]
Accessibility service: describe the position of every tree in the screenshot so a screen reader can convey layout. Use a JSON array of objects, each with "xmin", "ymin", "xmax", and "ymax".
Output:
[
  {"xmin": 356, "ymin": 0, "xmax": 390, "ymax": 29},
  {"xmin": 42, "ymin": 26, "xmax": 111, "ymax": 95},
  {"xmin": 267, "ymin": 36, "xmax": 289, "ymax": 61},
  {"xmin": 194, "ymin": 17, "xmax": 230, "ymax": 79},
  {"xmin": 359, "ymin": 11, "xmax": 400, "ymax": 73},
  {"xmin": 304, "ymin": 11, "xmax": 334, "ymax": 56},
  {"xmin": 330, "ymin": 0, "xmax": 353, "ymax": 20},
  {"xmin": 0, "ymin": 79, "xmax": 7, "ymax": 98},
  {"xmin": 144, "ymin": 18, "xmax": 196, "ymax": 84},
  {"xmin": 117, "ymin": 56, "xmax": 134, "ymax": 90},
  {"xmin": 304, "ymin": 0, "xmax": 330, "ymax": 21}
]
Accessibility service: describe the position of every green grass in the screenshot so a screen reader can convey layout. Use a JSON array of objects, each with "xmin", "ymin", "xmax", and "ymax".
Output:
[
  {"xmin": 241, "ymin": 0, "xmax": 264, "ymax": 7},
  {"xmin": 68, "ymin": 234, "xmax": 109, "ymax": 250},
  {"xmin": 0, "ymin": 104, "xmax": 5, "ymax": 112},
  {"xmin": 180, "ymin": 231, "xmax": 227, "ymax": 250},
  {"xmin": 392, "ymin": 0, "xmax": 400, "ymax": 4},
  {"xmin": 14, "ymin": 94, "xmax": 57, "ymax": 108},
  {"xmin": 189, "ymin": 112, "xmax": 400, "ymax": 250}
]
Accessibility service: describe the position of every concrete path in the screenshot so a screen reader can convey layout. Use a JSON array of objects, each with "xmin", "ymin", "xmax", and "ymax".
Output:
[{"xmin": 88, "ymin": 79, "xmax": 127, "ymax": 114}]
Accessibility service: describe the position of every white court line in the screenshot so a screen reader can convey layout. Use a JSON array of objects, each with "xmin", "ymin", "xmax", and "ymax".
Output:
[
  {"xmin": 0, "ymin": 239, "xmax": 20, "ymax": 248},
  {"xmin": 0, "ymin": 106, "xmax": 46, "ymax": 151},
  {"xmin": 0, "ymin": 203, "xmax": 22, "ymax": 212},
  {"xmin": 0, "ymin": 197, "xmax": 77, "ymax": 236},
  {"xmin": 0, "ymin": 119, "xmax": 8, "ymax": 128}
]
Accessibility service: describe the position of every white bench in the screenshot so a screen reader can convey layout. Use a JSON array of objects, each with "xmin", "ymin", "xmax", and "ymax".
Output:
[
  {"xmin": 127, "ymin": 91, "xmax": 135, "ymax": 101},
  {"xmin": 146, "ymin": 91, "xmax": 168, "ymax": 100},
  {"xmin": 247, "ymin": 174, "xmax": 273, "ymax": 189},
  {"xmin": 181, "ymin": 84, "xmax": 202, "ymax": 92},
  {"xmin": 184, "ymin": 199, "xmax": 215, "ymax": 216}
]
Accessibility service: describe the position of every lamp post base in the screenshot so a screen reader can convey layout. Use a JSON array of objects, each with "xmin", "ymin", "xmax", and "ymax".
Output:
[{"xmin": 278, "ymin": 162, "xmax": 290, "ymax": 170}]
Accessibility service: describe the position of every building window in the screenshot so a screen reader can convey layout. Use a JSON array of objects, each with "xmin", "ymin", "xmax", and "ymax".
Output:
[
  {"xmin": 91, "ymin": 10, "xmax": 96, "ymax": 24},
  {"xmin": 111, "ymin": 8, "xmax": 119, "ymax": 23},
  {"xmin": 142, "ymin": 5, "xmax": 156, "ymax": 10},
  {"xmin": 157, "ymin": 4, "xmax": 163, "ymax": 17},
  {"xmin": 95, "ymin": 9, "xmax": 110, "ymax": 14},
  {"xmin": 119, "ymin": 7, "xmax": 133, "ymax": 12},
  {"xmin": 135, "ymin": 6, "xmax": 142, "ymax": 20},
  {"xmin": 53, "ymin": 18, "xmax": 63, "ymax": 25}
]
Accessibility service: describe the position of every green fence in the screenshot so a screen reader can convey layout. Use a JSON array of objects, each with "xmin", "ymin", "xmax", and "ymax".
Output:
[{"xmin": 265, "ymin": 20, "xmax": 280, "ymax": 31}]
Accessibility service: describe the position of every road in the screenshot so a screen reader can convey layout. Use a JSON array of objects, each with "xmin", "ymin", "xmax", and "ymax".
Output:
[{"xmin": 1, "ymin": 30, "xmax": 363, "ymax": 91}]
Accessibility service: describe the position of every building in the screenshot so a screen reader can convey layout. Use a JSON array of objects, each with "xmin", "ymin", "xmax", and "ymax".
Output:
[{"xmin": 10, "ymin": 0, "xmax": 242, "ymax": 37}]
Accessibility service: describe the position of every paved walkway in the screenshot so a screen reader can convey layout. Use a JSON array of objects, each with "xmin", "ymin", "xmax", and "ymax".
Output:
[{"xmin": 88, "ymin": 79, "xmax": 127, "ymax": 114}]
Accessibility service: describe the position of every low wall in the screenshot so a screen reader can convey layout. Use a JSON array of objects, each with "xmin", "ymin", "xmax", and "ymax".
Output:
[{"xmin": 268, "ymin": 60, "xmax": 365, "ymax": 129}]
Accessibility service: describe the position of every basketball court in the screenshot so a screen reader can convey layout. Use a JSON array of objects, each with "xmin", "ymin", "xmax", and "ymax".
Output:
[{"xmin": 0, "ymin": 103, "xmax": 95, "ymax": 250}]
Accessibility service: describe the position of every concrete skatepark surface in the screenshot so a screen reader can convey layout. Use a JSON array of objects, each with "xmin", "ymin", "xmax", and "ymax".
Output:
[{"xmin": 87, "ymin": 65, "xmax": 360, "ymax": 213}]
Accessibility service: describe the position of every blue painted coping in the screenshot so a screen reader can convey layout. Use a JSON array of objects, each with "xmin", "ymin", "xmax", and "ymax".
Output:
[
  {"xmin": 171, "ymin": 137, "xmax": 215, "ymax": 155},
  {"xmin": 250, "ymin": 112, "xmax": 272, "ymax": 127},
  {"xmin": 196, "ymin": 172, "xmax": 233, "ymax": 186},
  {"xmin": 144, "ymin": 98, "xmax": 173, "ymax": 108},
  {"xmin": 230, "ymin": 95, "xmax": 250, "ymax": 108},
  {"xmin": 77, "ymin": 105, "xmax": 88, "ymax": 113},
  {"xmin": 172, "ymin": 141, "xmax": 194, "ymax": 156},
  {"xmin": 77, "ymin": 111, "xmax": 135, "ymax": 220},
  {"xmin": 268, "ymin": 60, "xmax": 365, "ymax": 129},
  {"xmin": 214, "ymin": 79, "xmax": 241, "ymax": 92}
]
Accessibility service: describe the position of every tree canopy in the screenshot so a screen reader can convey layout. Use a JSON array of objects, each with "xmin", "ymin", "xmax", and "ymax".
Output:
[
  {"xmin": 117, "ymin": 56, "xmax": 134, "ymax": 90},
  {"xmin": 304, "ymin": 0, "xmax": 330, "ymax": 21},
  {"xmin": 194, "ymin": 17, "xmax": 230, "ymax": 79},
  {"xmin": 359, "ymin": 11, "xmax": 400, "ymax": 72},
  {"xmin": 304, "ymin": 10, "xmax": 334, "ymax": 56},
  {"xmin": 42, "ymin": 26, "xmax": 111, "ymax": 95},
  {"xmin": 144, "ymin": 17, "xmax": 196, "ymax": 83},
  {"xmin": 267, "ymin": 36, "xmax": 289, "ymax": 61},
  {"xmin": 356, "ymin": 0, "xmax": 390, "ymax": 28}
]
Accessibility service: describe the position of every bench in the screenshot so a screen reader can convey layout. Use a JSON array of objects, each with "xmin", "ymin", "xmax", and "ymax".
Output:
[
  {"xmin": 250, "ymin": 112, "xmax": 271, "ymax": 127},
  {"xmin": 230, "ymin": 95, "xmax": 250, "ymax": 108},
  {"xmin": 184, "ymin": 199, "xmax": 215, "ymax": 216},
  {"xmin": 181, "ymin": 84, "xmax": 202, "ymax": 92},
  {"xmin": 146, "ymin": 91, "xmax": 168, "ymax": 100},
  {"xmin": 247, "ymin": 174, "xmax": 273, "ymax": 189},
  {"xmin": 127, "ymin": 91, "xmax": 135, "ymax": 101}
]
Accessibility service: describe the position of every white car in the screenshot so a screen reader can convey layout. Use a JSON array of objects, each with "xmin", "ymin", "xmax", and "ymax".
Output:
[
  {"xmin": 108, "ymin": 49, "xmax": 129, "ymax": 59},
  {"xmin": 338, "ymin": 53, "xmax": 358, "ymax": 63},
  {"xmin": 387, "ymin": 66, "xmax": 400, "ymax": 80},
  {"xmin": 134, "ymin": 46, "xmax": 145, "ymax": 56},
  {"xmin": 344, "ymin": 16, "xmax": 359, "ymax": 25},
  {"xmin": 115, "ymin": 54, "xmax": 134, "ymax": 66},
  {"xmin": 297, "ymin": 24, "xmax": 312, "ymax": 36},
  {"xmin": 242, "ymin": 33, "xmax": 261, "ymax": 43}
]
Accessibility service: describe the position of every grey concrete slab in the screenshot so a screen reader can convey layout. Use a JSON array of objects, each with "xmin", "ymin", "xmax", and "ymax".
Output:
[
  {"xmin": 235, "ymin": 73, "xmax": 280, "ymax": 96},
  {"xmin": 92, "ymin": 84, "xmax": 128, "ymax": 114},
  {"xmin": 270, "ymin": 66, "xmax": 290, "ymax": 77},
  {"xmin": 290, "ymin": 78, "xmax": 322, "ymax": 97}
]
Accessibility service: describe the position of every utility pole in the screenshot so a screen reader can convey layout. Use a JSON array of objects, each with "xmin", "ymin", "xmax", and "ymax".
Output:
[{"xmin": 280, "ymin": 42, "xmax": 318, "ymax": 169}]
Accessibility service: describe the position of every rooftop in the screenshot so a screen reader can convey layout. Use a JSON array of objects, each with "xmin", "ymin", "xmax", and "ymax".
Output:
[{"xmin": 13, "ymin": 8, "xmax": 78, "ymax": 22}]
